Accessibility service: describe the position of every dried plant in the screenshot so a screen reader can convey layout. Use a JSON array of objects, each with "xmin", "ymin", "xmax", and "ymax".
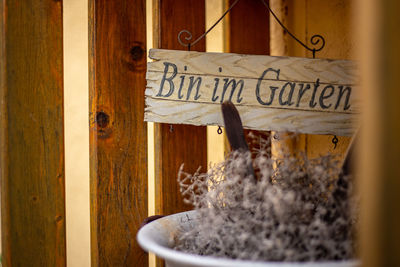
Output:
[{"xmin": 175, "ymin": 136, "xmax": 358, "ymax": 262}]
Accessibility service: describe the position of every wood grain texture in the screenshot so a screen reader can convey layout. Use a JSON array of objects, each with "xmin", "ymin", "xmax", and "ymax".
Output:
[
  {"xmin": 145, "ymin": 49, "xmax": 358, "ymax": 136},
  {"xmin": 228, "ymin": 0, "xmax": 270, "ymax": 55},
  {"xmin": 89, "ymin": 0, "xmax": 148, "ymax": 266},
  {"xmin": 145, "ymin": 100, "xmax": 356, "ymax": 135},
  {"xmin": 154, "ymin": 0, "xmax": 207, "ymax": 217},
  {"xmin": 0, "ymin": 1, "xmax": 66, "ymax": 266},
  {"xmin": 147, "ymin": 49, "xmax": 358, "ymax": 86}
]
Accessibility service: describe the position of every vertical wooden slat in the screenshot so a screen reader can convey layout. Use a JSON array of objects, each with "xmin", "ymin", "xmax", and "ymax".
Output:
[
  {"xmin": 152, "ymin": 3, "xmax": 206, "ymax": 265},
  {"xmin": 228, "ymin": 0, "xmax": 269, "ymax": 55},
  {"xmin": 0, "ymin": 1, "xmax": 66, "ymax": 266},
  {"xmin": 89, "ymin": 0, "xmax": 148, "ymax": 266},
  {"xmin": 359, "ymin": 0, "xmax": 400, "ymax": 266},
  {"xmin": 228, "ymin": 0, "xmax": 270, "ymax": 151},
  {"xmin": 153, "ymin": 0, "xmax": 207, "ymax": 216}
]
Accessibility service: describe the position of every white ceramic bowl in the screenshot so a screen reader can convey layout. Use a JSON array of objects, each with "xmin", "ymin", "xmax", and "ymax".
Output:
[{"xmin": 137, "ymin": 210, "xmax": 360, "ymax": 267}]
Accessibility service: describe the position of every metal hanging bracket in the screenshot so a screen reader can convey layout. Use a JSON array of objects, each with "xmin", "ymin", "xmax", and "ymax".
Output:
[
  {"xmin": 178, "ymin": 0, "xmax": 326, "ymax": 58},
  {"xmin": 176, "ymin": 0, "xmax": 337, "ymax": 147}
]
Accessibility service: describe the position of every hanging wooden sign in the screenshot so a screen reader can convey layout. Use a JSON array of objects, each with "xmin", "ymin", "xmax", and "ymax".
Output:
[{"xmin": 145, "ymin": 49, "xmax": 359, "ymax": 136}]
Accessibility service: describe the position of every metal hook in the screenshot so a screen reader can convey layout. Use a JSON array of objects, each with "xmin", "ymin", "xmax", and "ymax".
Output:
[
  {"xmin": 169, "ymin": 124, "xmax": 174, "ymax": 133},
  {"xmin": 332, "ymin": 135, "xmax": 338, "ymax": 149},
  {"xmin": 178, "ymin": 0, "xmax": 241, "ymax": 49},
  {"xmin": 178, "ymin": 30, "xmax": 193, "ymax": 48},
  {"xmin": 217, "ymin": 126, "xmax": 223, "ymax": 135}
]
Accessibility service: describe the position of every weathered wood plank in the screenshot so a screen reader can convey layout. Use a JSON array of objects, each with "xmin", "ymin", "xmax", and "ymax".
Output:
[
  {"xmin": 153, "ymin": 0, "xmax": 207, "ymax": 217},
  {"xmin": 89, "ymin": 0, "xmax": 148, "ymax": 266},
  {"xmin": 145, "ymin": 49, "xmax": 359, "ymax": 136},
  {"xmin": 0, "ymin": 1, "xmax": 66, "ymax": 266},
  {"xmin": 146, "ymin": 60, "xmax": 359, "ymax": 112},
  {"xmin": 145, "ymin": 99, "xmax": 356, "ymax": 136},
  {"xmin": 148, "ymin": 49, "xmax": 358, "ymax": 86}
]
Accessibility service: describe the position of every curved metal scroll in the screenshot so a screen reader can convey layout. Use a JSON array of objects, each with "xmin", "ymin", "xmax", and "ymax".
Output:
[
  {"xmin": 260, "ymin": 0, "xmax": 325, "ymax": 58},
  {"xmin": 178, "ymin": 0, "xmax": 240, "ymax": 50},
  {"xmin": 178, "ymin": 0, "xmax": 326, "ymax": 59}
]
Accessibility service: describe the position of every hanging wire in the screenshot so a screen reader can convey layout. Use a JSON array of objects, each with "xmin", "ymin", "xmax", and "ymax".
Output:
[
  {"xmin": 259, "ymin": 0, "xmax": 325, "ymax": 58},
  {"xmin": 178, "ymin": 0, "xmax": 240, "ymax": 48},
  {"xmin": 178, "ymin": 0, "xmax": 325, "ymax": 56}
]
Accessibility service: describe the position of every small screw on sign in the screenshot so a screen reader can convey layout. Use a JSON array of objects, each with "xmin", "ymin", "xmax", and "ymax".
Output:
[{"xmin": 332, "ymin": 135, "xmax": 339, "ymax": 149}]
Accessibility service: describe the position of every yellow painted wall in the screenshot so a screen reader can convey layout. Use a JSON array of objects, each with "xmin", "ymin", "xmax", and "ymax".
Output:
[
  {"xmin": 64, "ymin": 1, "xmax": 91, "ymax": 266},
  {"xmin": 206, "ymin": 0, "xmax": 228, "ymax": 167}
]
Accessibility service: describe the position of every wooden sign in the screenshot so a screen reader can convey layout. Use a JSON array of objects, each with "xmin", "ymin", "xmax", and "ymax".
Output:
[{"xmin": 145, "ymin": 49, "xmax": 359, "ymax": 136}]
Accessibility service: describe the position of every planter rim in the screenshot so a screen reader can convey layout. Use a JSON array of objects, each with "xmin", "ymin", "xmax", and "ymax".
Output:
[{"xmin": 137, "ymin": 210, "xmax": 360, "ymax": 267}]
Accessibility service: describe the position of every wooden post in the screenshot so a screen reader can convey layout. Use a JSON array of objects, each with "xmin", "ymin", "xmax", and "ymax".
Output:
[
  {"xmin": 89, "ymin": 0, "xmax": 148, "ymax": 266},
  {"xmin": 0, "ymin": 1, "xmax": 66, "ymax": 266},
  {"xmin": 153, "ymin": 0, "xmax": 207, "ymax": 217},
  {"xmin": 151, "ymin": 2, "xmax": 206, "ymax": 265},
  {"xmin": 228, "ymin": 0, "xmax": 269, "ymax": 55},
  {"xmin": 359, "ymin": 0, "xmax": 400, "ymax": 266},
  {"xmin": 150, "ymin": 3, "xmax": 207, "ymax": 265}
]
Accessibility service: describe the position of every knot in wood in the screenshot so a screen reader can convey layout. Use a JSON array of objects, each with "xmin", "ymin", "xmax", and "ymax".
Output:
[
  {"xmin": 96, "ymin": 111, "xmax": 109, "ymax": 128},
  {"xmin": 130, "ymin": 46, "xmax": 144, "ymax": 61}
]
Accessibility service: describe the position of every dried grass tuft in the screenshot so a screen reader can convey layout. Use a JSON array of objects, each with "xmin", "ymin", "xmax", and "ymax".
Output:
[{"xmin": 175, "ymin": 135, "xmax": 358, "ymax": 262}]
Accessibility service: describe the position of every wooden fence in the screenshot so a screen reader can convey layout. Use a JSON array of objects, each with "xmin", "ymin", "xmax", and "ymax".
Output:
[{"xmin": 1, "ymin": 0, "xmax": 400, "ymax": 267}]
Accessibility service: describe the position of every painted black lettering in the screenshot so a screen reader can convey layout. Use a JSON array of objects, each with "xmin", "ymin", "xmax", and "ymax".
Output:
[
  {"xmin": 186, "ymin": 76, "xmax": 202, "ymax": 100},
  {"xmin": 309, "ymin": 79, "xmax": 320, "ymax": 108},
  {"xmin": 221, "ymin": 78, "xmax": 244, "ymax": 103},
  {"xmin": 256, "ymin": 68, "xmax": 280, "ymax": 106},
  {"xmin": 211, "ymin": 78, "xmax": 220, "ymax": 102},
  {"xmin": 296, "ymin": 83, "xmax": 311, "ymax": 107},
  {"xmin": 319, "ymin": 85, "xmax": 334, "ymax": 109},
  {"xmin": 335, "ymin": 86, "xmax": 352, "ymax": 111},
  {"xmin": 279, "ymin": 82, "xmax": 295, "ymax": 106},
  {"xmin": 177, "ymin": 75, "xmax": 185, "ymax": 99},
  {"xmin": 157, "ymin": 62, "xmax": 177, "ymax": 97}
]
